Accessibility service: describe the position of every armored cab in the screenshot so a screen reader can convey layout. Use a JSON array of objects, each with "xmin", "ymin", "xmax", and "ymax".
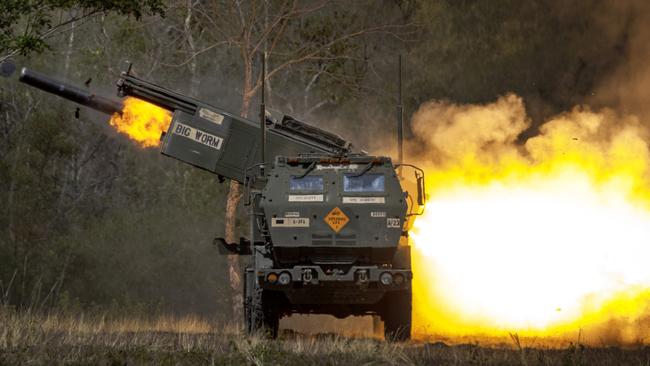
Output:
[{"xmin": 241, "ymin": 154, "xmax": 416, "ymax": 340}]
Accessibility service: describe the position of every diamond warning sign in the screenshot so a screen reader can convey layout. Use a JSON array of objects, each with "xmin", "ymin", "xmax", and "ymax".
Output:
[{"xmin": 324, "ymin": 206, "xmax": 349, "ymax": 233}]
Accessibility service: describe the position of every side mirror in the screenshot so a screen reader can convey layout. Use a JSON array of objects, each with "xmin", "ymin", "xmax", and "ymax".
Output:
[
  {"xmin": 416, "ymin": 174, "xmax": 425, "ymax": 206},
  {"xmin": 214, "ymin": 237, "xmax": 252, "ymax": 255},
  {"xmin": 395, "ymin": 163, "xmax": 426, "ymax": 216}
]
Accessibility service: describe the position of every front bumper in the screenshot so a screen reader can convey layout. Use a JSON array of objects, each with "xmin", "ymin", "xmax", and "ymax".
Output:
[{"xmin": 257, "ymin": 265, "xmax": 412, "ymax": 290}]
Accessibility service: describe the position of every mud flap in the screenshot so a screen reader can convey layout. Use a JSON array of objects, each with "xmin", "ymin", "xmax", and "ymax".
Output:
[{"xmin": 392, "ymin": 245, "xmax": 411, "ymax": 269}]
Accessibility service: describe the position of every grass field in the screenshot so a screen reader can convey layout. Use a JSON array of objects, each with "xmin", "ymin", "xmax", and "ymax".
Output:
[{"xmin": 1, "ymin": 308, "xmax": 649, "ymax": 365}]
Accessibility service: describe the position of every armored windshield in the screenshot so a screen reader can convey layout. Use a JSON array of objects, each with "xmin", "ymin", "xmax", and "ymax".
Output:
[
  {"xmin": 289, "ymin": 175, "xmax": 324, "ymax": 191},
  {"xmin": 343, "ymin": 173, "xmax": 385, "ymax": 192}
]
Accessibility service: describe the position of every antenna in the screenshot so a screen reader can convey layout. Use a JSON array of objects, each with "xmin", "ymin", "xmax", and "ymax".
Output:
[
  {"xmin": 397, "ymin": 54, "xmax": 403, "ymax": 178},
  {"xmin": 260, "ymin": 52, "xmax": 266, "ymax": 175}
]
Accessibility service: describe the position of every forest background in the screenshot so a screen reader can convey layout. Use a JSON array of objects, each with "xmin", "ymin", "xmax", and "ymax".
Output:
[{"xmin": 0, "ymin": 0, "xmax": 646, "ymax": 321}]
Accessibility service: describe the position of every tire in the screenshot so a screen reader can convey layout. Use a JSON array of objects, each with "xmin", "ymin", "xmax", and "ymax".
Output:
[
  {"xmin": 381, "ymin": 289, "xmax": 412, "ymax": 341},
  {"xmin": 248, "ymin": 284, "xmax": 280, "ymax": 338}
]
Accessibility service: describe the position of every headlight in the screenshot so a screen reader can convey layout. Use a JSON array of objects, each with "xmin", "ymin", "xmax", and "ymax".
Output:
[
  {"xmin": 380, "ymin": 272, "xmax": 393, "ymax": 285},
  {"xmin": 266, "ymin": 273, "xmax": 278, "ymax": 283},
  {"xmin": 393, "ymin": 273, "xmax": 404, "ymax": 285},
  {"xmin": 278, "ymin": 272, "xmax": 292, "ymax": 285}
]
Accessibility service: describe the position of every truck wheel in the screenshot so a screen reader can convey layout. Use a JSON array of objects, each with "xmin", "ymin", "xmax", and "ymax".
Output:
[
  {"xmin": 381, "ymin": 289, "xmax": 412, "ymax": 341},
  {"xmin": 249, "ymin": 285, "xmax": 280, "ymax": 338}
]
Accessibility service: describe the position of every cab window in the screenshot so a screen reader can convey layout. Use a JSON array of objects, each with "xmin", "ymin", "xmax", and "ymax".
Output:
[
  {"xmin": 343, "ymin": 174, "xmax": 384, "ymax": 192},
  {"xmin": 290, "ymin": 175, "xmax": 323, "ymax": 191}
]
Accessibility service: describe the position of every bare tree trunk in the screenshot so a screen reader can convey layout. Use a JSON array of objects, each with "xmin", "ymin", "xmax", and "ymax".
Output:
[
  {"xmin": 240, "ymin": 52, "xmax": 254, "ymax": 117},
  {"xmin": 263, "ymin": 0, "xmax": 272, "ymax": 105},
  {"xmin": 240, "ymin": 93, "xmax": 253, "ymax": 120},
  {"xmin": 224, "ymin": 60, "xmax": 254, "ymax": 323},
  {"xmin": 183, "ymin": 0, "xmax": 198, "ymax": 209},
  {"xmin": 225, "ymin": 180, "xmax": 243, "ymax": 321},
  {"xmin": 63, "ymin": 20, "xmax": 75, "ymax": 77},
  {"xmin": 184, "ymin": 0, "xmax": 200, "ymax": 97}
]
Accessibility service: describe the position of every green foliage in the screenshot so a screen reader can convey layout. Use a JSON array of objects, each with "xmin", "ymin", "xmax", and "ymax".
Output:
[
  {"xmin": 0, "ymin": 82, "xmax": 232, "ymax": 314},
  {"xmin": 60, "ymin": 161, "xmax": 232, "ymax": 315},
  {"xmin": 0, "ymin": 0, "xmax": 165, "ymax": 59},
  {"xmin": 289, "ymin": 8, "xmax": 365, "ymax": 105}
]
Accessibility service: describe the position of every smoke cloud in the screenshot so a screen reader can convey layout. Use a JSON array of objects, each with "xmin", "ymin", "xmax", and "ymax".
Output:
[
  {"xmin": 410, "ymin": 94, "xmax": 527, "ymax": 163},
  {"xmin": 591, "ymin": 1, "xmax": 650, "ymax": 119},
  {"xmin": 406, "ymin": 94, "xmax": 650, "ymax": 345},
  {"xmin": 401, "ymin": 5, "xmax": 650, "ymax": 343}
]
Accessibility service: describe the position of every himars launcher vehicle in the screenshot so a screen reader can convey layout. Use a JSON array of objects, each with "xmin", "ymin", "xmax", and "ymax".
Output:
[{"xmin": 16, "ymin": 60, "xmax": 425, "ymax": 341}]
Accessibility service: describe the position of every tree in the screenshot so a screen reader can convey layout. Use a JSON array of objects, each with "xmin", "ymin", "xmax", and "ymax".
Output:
[
  {"xmin": 0, "ymin": 0, "xmax": 165, "ymax": 64},
  {"xmin": 0, "ymin": 0, "xmax": 175, "ymax": 312}
]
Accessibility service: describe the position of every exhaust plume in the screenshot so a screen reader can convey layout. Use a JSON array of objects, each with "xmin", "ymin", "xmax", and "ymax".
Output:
[{"xmin": 408, "ymin": 94, "xmax": 650, "ymax": 345}]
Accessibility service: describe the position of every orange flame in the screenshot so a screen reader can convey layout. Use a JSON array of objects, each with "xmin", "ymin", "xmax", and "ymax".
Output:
[{"xmin": 109, "ymin": 97, "xmax": 172, "ymax": 147}]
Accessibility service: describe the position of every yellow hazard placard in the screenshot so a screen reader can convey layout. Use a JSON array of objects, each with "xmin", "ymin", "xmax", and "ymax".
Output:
[{"xmin": 324, "ymin": 206, "xmax": 349, "ymax": 233}]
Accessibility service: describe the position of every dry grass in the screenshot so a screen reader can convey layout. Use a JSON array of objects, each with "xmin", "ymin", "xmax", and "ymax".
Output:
[{"xmin": 1, "ymin": 307, "xmax": 649, "ymax": 365}]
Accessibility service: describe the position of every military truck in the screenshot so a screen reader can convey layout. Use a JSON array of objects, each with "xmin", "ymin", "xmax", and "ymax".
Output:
[{"xmin": 17, "ymin": 65, "xmax": 425, "ymax": 340}]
